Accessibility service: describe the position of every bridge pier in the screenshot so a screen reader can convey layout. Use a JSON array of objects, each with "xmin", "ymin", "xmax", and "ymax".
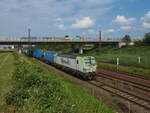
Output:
[
  {"xmin": 79, "ymin": 44, "xmax": 83, "ymax": 55},
  {"xmin": 12, "ymin": 45, "xmax": 14, "ymax": 49},
  {"xmin": 17, "ymin": 45, "xmax": 23, "ymax": 54},
  {"xmin": 71, "ymin": 44, "xmax": 75, "ymax": 53}
]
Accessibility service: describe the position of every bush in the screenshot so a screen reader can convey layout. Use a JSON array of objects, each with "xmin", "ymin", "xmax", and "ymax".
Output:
[
  {"xmin": 5, "ymin": 52, "xmax": 75, "ymax": 112},
  {"xmin": 134, "ymin": 40, "xmax": 143, "ymax": 46}
]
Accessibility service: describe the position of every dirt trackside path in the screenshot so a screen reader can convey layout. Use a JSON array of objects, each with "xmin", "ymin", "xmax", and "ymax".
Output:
[{"xmin": 0, "ymin": 53, "xmax": 15, "ymax": 113}]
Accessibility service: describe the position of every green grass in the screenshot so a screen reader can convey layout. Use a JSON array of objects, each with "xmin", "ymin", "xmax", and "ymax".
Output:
[
  {"xmin": 0, "ymin": 52, "xmax": 15, "ymax": 112},
  {"xmin": 99, "ymin": 63, "xmax": 150, "ymax": 78},
  {"xmin": 0, "ymin": 53, "xmax": 7, "ymax": 61},
  {"xmin": 4, "ymin": 52, "xmax": 116, "ymax": 113},
  {"xmin": 88, "ymin": 46, "xmax": 150, "ymax": 68}
]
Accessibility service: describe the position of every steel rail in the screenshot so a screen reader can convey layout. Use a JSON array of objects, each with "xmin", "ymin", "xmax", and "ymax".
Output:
[
  {"xmin": 98, "ymin": 73, "xmax": 150, "ymax": 92},
  {"xmin": 98, "ymin": 67, "xmax": 150, "ymax": 80},
  {"xmin": 89, "ymin": 80, "xmax": 150, "ymax": 110}
]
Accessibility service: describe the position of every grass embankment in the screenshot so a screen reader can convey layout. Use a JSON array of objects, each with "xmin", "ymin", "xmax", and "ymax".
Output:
[
  {"xmin": 87, "ymin": 46, "xmax": 150, "ymax": 77},
  {"xmin": 4, "ymin": 52, "xmax": 115, "ymax": 113},
  {"xmin": 99, "ymin": 63, "xmax": 150, "ymax": 78},
  {"xmin": 0, "ymin": 52, "xmax": 15, "ymax": 112},
  {"xmin": 89, "ymin": 46, "xmax": 150, "ymax": 68}
]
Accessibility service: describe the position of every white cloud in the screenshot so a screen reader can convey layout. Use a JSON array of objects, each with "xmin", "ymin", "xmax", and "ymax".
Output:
[
  {"xmin": 58, "ymin": 24, "xmax": 65, "ymax": 30},
  {"xmin": 121, "ymin": 26, "xmax": 132, "ymax": 30},
  {"xmin": 106, "ymin": 29, "xmax": 115, "ymax": 33},
  {"xmin": 143, "ymin": 22, "xmax": 150, "ymax": 29},
  {"xmin": 141, "ymin": 11, "xmax": 150, "ymax": 29},
  {"xmin": 88, "ymin": 29, "xmax": 95, "ymax": 34},
  {"xmin": 113, "ymin": 15, "xmax": 136, "ymax": 25},
  {"xmin": 56, "ymin": 18, "xmax": 62, "ymax": 22},
  {"xmin": 72, "ymin": 17, "xmax": 94, "ymax": 29},
  {"xmin": 104, "ymin": 29, "xmax": 115, "ymax": 34},
  {"xmin": 141, "ymin": 11, "xmax": 150, "ymax": 22}
]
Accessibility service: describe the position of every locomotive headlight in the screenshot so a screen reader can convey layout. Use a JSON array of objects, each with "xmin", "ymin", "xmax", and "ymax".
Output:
[{"xmin": 90, "ymin": 66, "xmax": 96, "ymax": 72}]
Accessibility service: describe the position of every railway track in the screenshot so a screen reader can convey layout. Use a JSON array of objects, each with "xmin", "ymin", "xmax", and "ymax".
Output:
[
  {"xmin": 98, "ymin": 73, "xmax": 150, "ymax": 92},
  {"xmin": 96, "ymin": 75, "xmax": 150, "ymax": 101},
  {"xmin": 98, "ymin": 67, "xmax": 150, "ymax": 87},
  {"xmin": 95, "ymin": 67, "xmax": 150, "ymax": 110},
  {"xmin": 89, "ymin": 80, "xmax": 150, "ymax": 110},
  {"xmin": 98, "ymin": 67, "xmax": 150, "ymax": 80}
]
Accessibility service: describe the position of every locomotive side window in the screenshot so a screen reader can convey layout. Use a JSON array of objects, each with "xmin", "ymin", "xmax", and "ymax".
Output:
[{"xmin": 77, "ymin": 60, "xmax": 79, "ymax": 64}]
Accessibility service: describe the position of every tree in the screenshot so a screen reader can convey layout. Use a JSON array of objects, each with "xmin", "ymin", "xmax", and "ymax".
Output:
[
  {"xmin": 122, "ymin": 35, "xmax": 131, "ymax": 46},
  {"xmin": 134, "ymin": 40, "xmax": 143, "ymax": 46},
  {"xmin": 143, "ymin": 32, "xmax": 150, "ymax": 46}
]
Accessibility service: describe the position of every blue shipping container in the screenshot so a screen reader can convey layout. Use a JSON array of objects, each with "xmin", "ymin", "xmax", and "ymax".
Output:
[
  {"xmin": 33, "ymin": 50, "xmax": 42, "ymax": 58},
  {"xmin": 112, "ymin": 44, "xmax": 118, "ymax": 48},
  {"xmin": 24, "ymin": 49, "xmax": 29, "ymax": 54},
  {"xmin": 44, "ymin": 51, "xmax": 56, "ymax": 63}
]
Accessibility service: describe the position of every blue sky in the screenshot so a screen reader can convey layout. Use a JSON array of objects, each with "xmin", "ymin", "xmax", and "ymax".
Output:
[{"xmin": 0, "ymin": 0, "xmax": 150, "ymax": 40}]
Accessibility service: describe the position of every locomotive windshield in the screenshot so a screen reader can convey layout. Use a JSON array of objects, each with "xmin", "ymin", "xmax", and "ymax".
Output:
[
  {"xmin": 84, "ymin": 59, "xmax": 91, "ymax": 65},
  {"xmin": 84, "ymin": 58, "xmax": 96, "ymax": 65}
]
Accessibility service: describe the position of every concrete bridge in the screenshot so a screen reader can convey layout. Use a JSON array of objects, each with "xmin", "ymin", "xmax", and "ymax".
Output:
[
  {"xmin": 0, "ymin": 40, "xmax": 121, "ymax": 54},
  {"xmin": 0, "ymin": 40, "xmax": 120, "ymax": 45}
]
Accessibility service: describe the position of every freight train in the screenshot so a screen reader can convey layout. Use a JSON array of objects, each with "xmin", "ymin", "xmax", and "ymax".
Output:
[{"xmin": 23, "ymin": 49, "xmax": 97, "ymax": 80}]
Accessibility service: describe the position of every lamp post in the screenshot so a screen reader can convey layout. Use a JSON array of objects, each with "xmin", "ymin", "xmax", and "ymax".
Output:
[{"xmin": 99, "ymin": 31, "xmax": 102, "ymax": 56}]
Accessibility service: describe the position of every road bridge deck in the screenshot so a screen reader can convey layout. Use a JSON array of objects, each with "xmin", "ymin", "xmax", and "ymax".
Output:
[{"xmin": 0, "ymin": 40, "xmax": 120, "ymax": 45}]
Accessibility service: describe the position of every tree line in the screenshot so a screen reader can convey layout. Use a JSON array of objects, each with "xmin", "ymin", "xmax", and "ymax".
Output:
[{"xmin": 122, "ymin": 32, "xmax": 150, "ymax": 46}]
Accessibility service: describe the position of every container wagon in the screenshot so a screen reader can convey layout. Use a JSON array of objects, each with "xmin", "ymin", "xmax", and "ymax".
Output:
[
  {"xmin": 44, "ymin": 51, "xmax": 56, "ymax": 64},
  {"xmin": 32, "ymin": 50, "xmax": 42, "ymax": 58}
]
